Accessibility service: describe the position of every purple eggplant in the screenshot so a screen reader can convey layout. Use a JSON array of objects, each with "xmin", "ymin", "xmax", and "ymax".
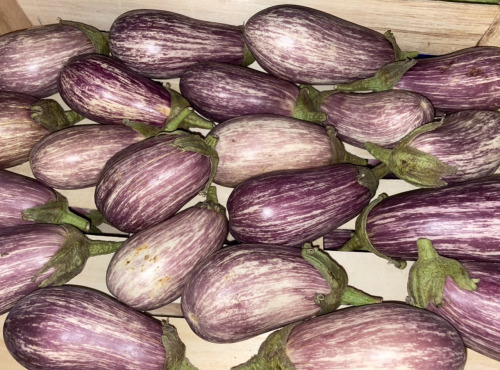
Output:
[
  {"xmin": 0, "ymin": 223, "xmax": 121, "ymax": 314},
  {"xmin": 3, "ymin": 285, "xmax": 196, "ymax": 369},
  {"xmin": 407, "ymin": 238, "xmax": 500, "ymax": 362},
  {"xmin": 243, "ymin": 4, "xmax": 416, "ymax": 85},
  {"xmin": 179, "ymin": 61, "xmax": 326, "ymax": 123},
  {"xmin": 106, "ymin": 186, "xmax": 228, "ymax": 311},
  {"xmin": 109, "ymin": 9, "xmax": 254, "ymax": 79},
  {"xmin": 181, "ymin": 243, "xmax": 381, "ymax": 343},
  {"xmin": 340, "ymin": 176, "xmax": 500, "ymax": 267},
  {"xmin": 227, "ymin": 163, "xmax": 386, "ymax": 247},
  {"xmin": 0, "ymin": 21, "xmax": 108, "ymax": 98},
  {"xmin": 233, "ymin": 302, "xmax": 466, "ymax": 369},
  {"xmin": 209, "ymin": 114, "xmax": 367, "ymax": 188},
  {"xmin": 365, "ymin": 110, "xmax": 500, "ymax": 187},
  {"xmin": 323, "ymin": 228, "xmax": 354, "ymax": 250},
  {"xmin": 95, "ymin": 131, "xmax": 217, "ymax": 233},
  {"xmin": 0, "ymin": 169, "xmax": 90, "ymax": 231},
  {"xmin": 29, "ymin": 124, "xmax": 147, "ymax": 190},
  {"xmin": 58, "ymin": 53, "xmax": 213, "ymax": 130}
]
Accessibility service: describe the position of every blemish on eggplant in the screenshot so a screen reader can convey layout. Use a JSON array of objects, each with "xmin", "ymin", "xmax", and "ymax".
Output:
[
  {"xmin": 466, "ymin": 68, "xmax": 483, "ymax": 78},
  {"xmin": 0, "ymin": 252, "xmax": 8, "ymax": 257}
]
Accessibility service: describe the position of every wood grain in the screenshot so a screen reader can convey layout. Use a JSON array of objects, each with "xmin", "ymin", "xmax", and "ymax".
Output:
[{"xmin": 0, "ymin": 0, "xmax": 32, "ymax": 35}]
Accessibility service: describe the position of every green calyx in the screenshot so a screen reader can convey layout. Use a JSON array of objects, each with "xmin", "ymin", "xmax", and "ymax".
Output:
[
  {"xmin": 241, "ymin": 41, "xmax": 256, "ymax": 67},
  {"xmin": 31, "ymin": 99, "xmax": 84, "ymax": 131},
  {"xmin": 195, "ymin": 186, "xmax": 226, "ymax": 216},
  {"xmin": 60, "ymin": 19, "xmax": 110, "ymax": 55},
  {"xmin": 384, "ymin": 30, "xmax": 419, "ymax": 61},
  {"xmin": 292, "ymin": 86, "xmax": 328, "ymax": 124},
  {"xmin": 407, "ymin": 238, "xmax": 479, "ymax": 309},
  {"xmin": 162, "ymin": 320, "xmax": 198, "ymax": 370},
  {"xmin": 325, "ymin": 126, "xmax": 369, "ymax": 166}
]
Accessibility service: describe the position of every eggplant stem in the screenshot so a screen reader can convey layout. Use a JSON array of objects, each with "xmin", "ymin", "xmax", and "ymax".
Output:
[
  {"xmin": 161, "ymin": 320, "xmax": 199, "ymax": 370},
  {"xmin": 341, "ymin": 285, "xmax": 382, "ymax": 306},
  {"xmin": 31, "ymin": 99, "xmax": 84, "ymax": 131},
  {"xmin": 87, "ymin": 240, "xmax": 123, "ymax": 257},
  {"xmin": 326, "ymin": 126, "xmax": 368, "ymax": 166},
  {"xmin": 384, "ymin": 30, "xmax": 419, "ymax": 61},
  {"xmin": 292, "ymin": 87, "xmax": 328, "ymax": 124}
]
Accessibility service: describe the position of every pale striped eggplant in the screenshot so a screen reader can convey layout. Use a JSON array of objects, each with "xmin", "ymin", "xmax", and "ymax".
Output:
[
  {"xmin": 0, "ymin": 224, "xmax": 121, "ymax": 314},
  {"xmin": 209, "ymin": 114, "xmax": 367, "ymax": 188},
  {"xmin": 340, "ymin": 176, "xmax": 500, "ymax": 267},
  {"xmin": 243, "ymin": 4, "xmax": 415, "ymax": 84},
  {"xmin": 181, "ymin": 244, "xmax": 381, "ymax": 343},
  {"xmin": 95, "ymin": 131, "xmax": 217, "ymax": 233},
  {"xmin": 29, "ymin": 124, "xmax": 146, "ymax": 189},
  {"xmin": 3, "ymin": 285, "xmax": 196, "ymax": 369},
  {"xmin": 227, "ymin": 163, "xmax": 384, "ymax": 247},
  {"xmin": 0, "ymin": 21, "xmax": 108, "ymax": 98},
  {"xmin": 407, "ymin": 238, "xmax": 500, "ymax": 362},
  {"xmin": 323, "ymin": 228, "xmax": 354, "ymax": 250},
  {"xmin": 0, "ymin": 169, "xmax": 89, "ymax": 231},
  {"xmin": 106, "ymin": 186, "xmax": 228, "ymax": 311},
  {"xmin": 58, "ymin": 53, "xmax": 213, "ymax": 130},
  {"xmin": 179, "ymin": 61, "xmax": 326, "ymax": 123},
  {"xmin": 365, "ymin": 110, "xmax": 500, "ymax": 187},
  {"xmin": 109, "ymin": 9, "xmax": 254, "ymax": 79},
  {"xmin": 233, "ymin": 302, "xmax": 466, "ymax": 369}
]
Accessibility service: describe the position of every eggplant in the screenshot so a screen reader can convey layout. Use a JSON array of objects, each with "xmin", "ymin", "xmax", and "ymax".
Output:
[
  {"xmin": 58, "ymin": 53, "xmax": 213, "ymax": 130},
  {"xmin": 209, "ymin": 114, "xmax": 367, "ymax": 188},
  {"xmin": 29, "ymin": 124, "xmax": 147, "ymax": 190},
  {"xmin": 407, "ymin": 238, "xmax": 500, "ymax": 362},
  {"xmin": 106, "ymin": 186, "xmax": 228, "ymax": 311},
  {"xmin": 181, "ymin": 243, "xmax": 381, "ymax": 343},
  {"xmin": 233, "ymin": 302, "xmax": 466, "ymax": 369},
  {"xmin": 109, "ymin": 9, "xmax": 254, "ymax": 79},
  {"xmin": 0, "ymin": 169, "xmax": 90, "ymax": 231},
  {"xmin": 0, "ymin": 21, "xmax": 108, "ymax": 98},
  {"xmin": 0, "ymin": 223, "xmax": 121, "ymax": 314},
  {"xmin": 3, "ymin": 285, "xmax": 196, "ymax": 369},
  {"xmin": 95, "ymin": 131, "xmax": 217, "ymax": 233},
  {"xmin": 365, "ymin": 110, "xmax": 500, "ymax": 187},
  {"xmin": 243, "ymin": 4, "xmax": 416, "ymax": 85},
  {"xmin": 227, "ymin": 163, "xmax": 385, "ymax": 247},
  {"xmin": 322, "ymin": 228, "xmax": 354, "ymax": 250},
  {"xmin": 339, "ymin": 175, "xmax": 500, "ymax": 267},
  {"xmin": 179, "ymin": 61, "xmax": 326, "ymax": 123}
]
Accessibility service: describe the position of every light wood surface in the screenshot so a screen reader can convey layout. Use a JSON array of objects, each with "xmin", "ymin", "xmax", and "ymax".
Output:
[{"xmin": 0, "ymin": 0, "xmax": 31, "ymax": 35}]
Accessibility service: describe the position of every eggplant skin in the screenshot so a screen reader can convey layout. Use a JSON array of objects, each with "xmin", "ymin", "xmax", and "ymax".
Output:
[
  {"xmin": 3, "ymin": 285, "xmax": 166, "ymax": 369},
  {"xmin": 244, "ymin": 4, "xmax": 395, "ymax": 84},
  {"xmin": 0, "ymin": 24, "xmax": 96, "ymax": 98},
  {"xmin": 29, "ymin": 124, "xmax": 145, "ymax": 190},
  {"xmin": 284, "ymin": 302, "xmax": 465, "ymax": 369},
  {"xmin": 181, "ymin": 244, "xmax": 331, "ymax": 343},
  {"xmin": 109, "ymin": 9, "xmax": 250, "ymax": 79}
]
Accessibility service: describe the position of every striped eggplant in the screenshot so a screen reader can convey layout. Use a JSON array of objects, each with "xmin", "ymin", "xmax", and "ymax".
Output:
[
  {"xmin": 181, "ymin": 243, "xmax": 381, "ymax": 343},
  {"xmin": 106, "ymin": 186, "xmax": 228, "ymax": 311},
  {"xmin": 179, "ymin": 61, "xmax": 326, "ymax": 123},
  {"xmin": 0, "ymin": 21, "xmax": 108, "ymax": 98},
  {"xmin": 95, "ymin": 131, "xmax": 217, "ymax": 233},
  {"xmin": 232, "ymin": 302, "xmax": 466, "ymax": 369},
  {"xmin": 0, "ymin": 169, "xmax": 90, "ymax": 231},
  {"xmin": 227, "ymin": 163, "xmax": 385, "ymax": 247},
  {"xmin": 209, "ymin": 114, "xmax": 367, "ymax": 188},
  {"xmin": 323, "ymin": 228, "xmax": 354, "ymax": 250},
  {"xmin": 365, "ymin": 110, "xmax": 500, "ymax": 187},
  {"xmin": 243, "ymin": 4, "xmax": 416, "ymax": 85},
  {"xmin": 3, "ymin": 285, "xmax": 196, "ymax": 369},
  {"xmin": 109, "ymin": 9, "xmax": 254, "ymax": 79},
  {"xmin": 339, "ymin": 175, "xmax": 500, "ymax": 267},
  {"xmin": 58, "ymin": 53, "xmax": 213, "ymax": 130},
  {"xmin": 0, "ymin": 223, "xmax": 121, "ymax": 314},
  {"xmin": 407, "ymin": 238, "xmax": 500, "ymax": 362},
  {"xmin": 29, "ymin": 124, "xmax": 147, "ymax": 190}
]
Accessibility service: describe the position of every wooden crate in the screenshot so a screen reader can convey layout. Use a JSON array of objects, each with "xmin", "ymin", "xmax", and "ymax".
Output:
[{"xmin": 1, "ymin": 0, "xmax": 500, "ymax": 369}]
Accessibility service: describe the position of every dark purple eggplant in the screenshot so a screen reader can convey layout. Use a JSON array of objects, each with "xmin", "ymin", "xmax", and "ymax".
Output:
[
  {"xmin": 106, "ymin": 186, "xmax": 228, "ymax": 311},
  {"xmin": 232, "ymin": 302, "xmax": 466, "ymax": 369},
  {"xmin": 179, "ymin": 62, "xmax": 326, "ymax": 123},
  {"xmin": 407, "ymin": 238, "xmax": 500, "ymax": 362},
  {"xmin": 227, "ymin": 163, "xmax": 386, "ymax": 247},
  {"xmin": 3, "ymin": 285, "xmax": 196, "ymax": 369},
  {"xmin": 29, "ymin": 124, "xmax": 147, "ymax": 190},
  {"xmin": 0, "ymin": 169, "xmax": 90, "ymax": 231},
  {"xmin": 365, "ymin": 110, "xmax": 500, "ymax": 187},
  {"xmin": 58, "ymin": 53, "xmax": 213, "ymax": 130},
  {"xmin": 181, "ymin": 243, "xmax": 381, "ymax": 343},
  {"xmin": 339, "ymin": 176, "xmax": 500, "ymax": 267},
  {"xmin": 0, "ymin": 21, "xmax": 108, "ymax": 98},
  {"xmin": 0, "ymin": 223, "xmax": 121, "ymax": 314},
  {"xmin": 323, "ymin": 228, "xmax": 354, "ymax": 250},
  {"xmin": 243, "ymin": 4, "xmax": 416, "ymax": 85},
  {"xmin": 109, "ymin": 9, "xmax": 254, "ymax": 79},
  {"xmin": 95, "ymin": 131, "xmax": 217, "ymax": 233},
  {"xmin": 209, "ymin": 114, "xmax": 367, "ymax": 188}
]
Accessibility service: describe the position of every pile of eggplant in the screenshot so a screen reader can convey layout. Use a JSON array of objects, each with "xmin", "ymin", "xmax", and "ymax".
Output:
[{"xmin": 1, "ymin": 3, "xmax": 500, "ymax": 369}]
